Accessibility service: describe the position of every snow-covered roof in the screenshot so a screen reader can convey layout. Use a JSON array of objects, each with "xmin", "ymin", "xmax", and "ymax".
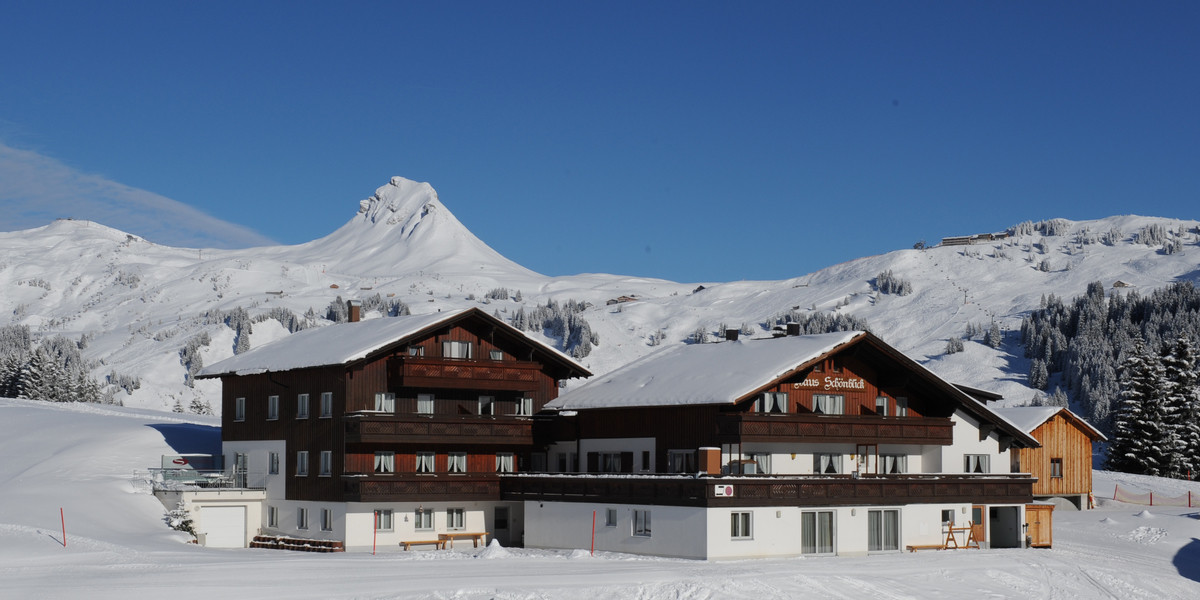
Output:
[
  {"xmin": 198, "ymin": 308, "xmax": 586, "ymax": 378},
  {"xmin": 547, "ymin": 331, "xmax": 863, "ymax": 410},
  {"xmin": 992, "ymin": 406, "xmax": 1108, "ymax": 441}
]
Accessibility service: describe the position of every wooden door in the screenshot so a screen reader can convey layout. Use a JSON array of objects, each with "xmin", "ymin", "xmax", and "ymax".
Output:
[
  {"xmin": 971, "ymin": 505, "xmax": 986, "ymax": 545},
  {"xmin": 1025, "ymin": 504, "xmax": 1053, "ymax": 548}
]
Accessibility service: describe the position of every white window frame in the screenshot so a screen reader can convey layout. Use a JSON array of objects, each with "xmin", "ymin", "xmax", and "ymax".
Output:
[
  {"xmin": 296, "ymin": 451, "xmax": 309, "ymax": 476},
  {"xmin": 478, "ymin": 395, "xmax": 495, "ymax": 415},
  {"xmin": 374, "ymin": 392, "xmax": 395, "ymax": 413},
  {"xmin": 267, "ymin": 395, "xmax": 279, "ymax": 420},
  {"xmin": 880, "ymin": 454, "xmax": 907, "ymax": 474},
  {"xmin": 375, "ymin": 509, "xmax": 393, "ymax": 532},
  {"xmin": 814, "ymin": 453, "xmax": 842, "ymax": 474},
  {"xmin": 749, "ymin": 452, "xmax": 771, "ymax": 474},
  {"xmin": 447, "ymin": 508, "xmax": 465, "ymax": 531},
  {"xmin": 320, "ymin": 392, "xmax": 333, "ymax": 418},
  {"xmin": 267, "ymin": 505, "xmax": 278, "ymax": 528},
  {"xmin": 731, "ymin": 511, "xmax": 753, "ymax": 540},
  {"xmin": 755, "ymin": 392, "xmax": 788, "ymax": 413},
  {"xmin": 408, "ymin": 345, "xmax": 425, "ymax": 357},
  {"xmin": 632, "ymin": 510, "xmax": 652, "ymax": 537},
  {"xmin": 268, "ymin": 451, "xmax": 280, "ymax": 475},
  {"xmin": 417, "ymin": 393, "xmax": 435, "ymax": 415},
  {"xmin": 868, "ymin": 509, "xmax": 900, "ymax": 552},
  {"xmin": 489, "ymin": 349, "xmax": 503, "ymax": 360},
  {"xmin": 875, "ymin": 396, "xmax": 888, "ymax": 416},
  {"xmin": 296, "ymin": 393, "xmax": 309, "ymax": 419},
  {"xmin": 321, "ymin": 508, "xmax": 333, "ymax": 532},
  {"xmin": 319, "ymin": 450, "xmax": 332, "ymax": 477},
  {"xmin": 374, "ymin": 451, "xmax": 395, "ymax": 474},
  {"xmin": 964, "ymin": 454, "xmax": 990, "ymax": 473},
  {"xmin": 896, "ymin": 396, "xmax": 909, "ymax": 417},
  {"xmin": 443, "ymin": 340, "xmax": 472, "ymax": 359},
  {"xmin": 801, "ymin": 510, "xmax": 835, "ymax": 555},
  {"xmin": 414, "ymin": 508, "xmax": 433, "ymax": 531},
  {"xmin": 941, "ymin": 509, "xmax": 955, "ymax": 525},
  {"xmin": 448, "ymin": 452, "xmax": 467, "ymax": 474},
  {"xmin": 297, "ymin": 507, "xmax": 309, "ymax": 530},
  {"xmin": 495, "ymin": 452, "xmax": 514, "ymax": 473},
  {"xmin": 416, "ymin": 451, "xmax": 435, "ymax": 473},
  {"xmin": 234, "ymin": 397, "xmax": 246, "ymax": 422},
  {"xmin": 813, "ymin": 394, "xmax": 844, "ymax": 415},
  {"xmin": 515, "ymin": 397, "xmax": 533, "ymax": 416}
]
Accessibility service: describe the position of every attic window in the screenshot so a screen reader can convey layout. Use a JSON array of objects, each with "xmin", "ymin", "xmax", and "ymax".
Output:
[
  {"xmin": 754, "ymin": 392, "xmax": 788, "ymax": 413},
  {"xmin": 812, "ymin": 362, "xmax": 824, "ymax": 373},
  {"xmin": 444, "ymin": 341, "xmax": 472, "ymax": 359},
  {"xmin": 408, "ymin": 346, "xmax": 425, "ymax": 357}
]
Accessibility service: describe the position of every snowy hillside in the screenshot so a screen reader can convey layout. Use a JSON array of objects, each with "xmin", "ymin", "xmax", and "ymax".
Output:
[
  {"xmin": 3, "ymin": 397, "xmax": 1198, "ymax": 599},
  {"xmin": 2, "ymin": 176, "xmax": 1198, "ymax": 413}
]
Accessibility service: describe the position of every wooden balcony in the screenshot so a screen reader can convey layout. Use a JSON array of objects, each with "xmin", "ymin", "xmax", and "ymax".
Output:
[
  {"xmin": 502, "ymin": 473, "xmax": 1034, "ymax": 508},
  {"xmin": 717, "ymin": 414, "xmax": 955, "ymax": 445},
  {"xmin": 343, "ymin": 474, "xmax": 501, "ymax": 502},
  {"xmin": 345, "ymin": 414, "xmax": 533, "ymax": 445},
  {"xmin": 389, "ymin": 357, "xmax": 543, "ymax": 391}
]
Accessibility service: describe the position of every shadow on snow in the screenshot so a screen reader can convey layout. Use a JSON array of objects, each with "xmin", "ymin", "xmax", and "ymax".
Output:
[{"xmin": 146, "ymin": 423, "xmax": 221, "ymax": 456}]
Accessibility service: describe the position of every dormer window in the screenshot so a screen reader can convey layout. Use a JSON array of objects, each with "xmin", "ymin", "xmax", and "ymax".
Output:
[
  {"xmin": 813, "ymin": 362, "xmax": 824, "ymax": 373},
  {"xmin": 489, "ymin": 349, "xmax": 503, "ymax": 360},
  {"xmin": 444, "ymin": 341, "xmax": 472, "ymax": 359},
  {"xmin": 408, "ymin": 346, "xmax": 425, "ymax": 357}
]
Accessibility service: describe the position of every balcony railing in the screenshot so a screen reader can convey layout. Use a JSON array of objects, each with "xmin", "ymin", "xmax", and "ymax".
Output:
[
  {"xmin": 345, "ymin": 414, "xmax": 533, "ymax": 445},
  {"xmin": 343, "ymin": 474, "xmax": 501, "ymax": 502},
  {"xmin": 501, "ymin": 473, "xmax": 1034, "ymax": 508},
  {"xmin": 717, "ymin": 414, "xmax": 955, "ymax": 445},
  {"xmin": 389, "ymin": 357, "xmax": 543, "ymax": 391},
  {"xmin": 148, "ymin": 468, "xmax": 267, "ymax": 492}
]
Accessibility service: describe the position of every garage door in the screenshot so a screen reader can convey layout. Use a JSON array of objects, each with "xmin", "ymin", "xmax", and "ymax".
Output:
[{"xmin": 202, "ymin": 506, "xmax": 247, "ymax": 548}]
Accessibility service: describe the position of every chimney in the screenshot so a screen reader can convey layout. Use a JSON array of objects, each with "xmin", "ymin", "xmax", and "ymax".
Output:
[
  {"xmin": 786, "ymin": 322, "xmax": 800, "ymax": 336},
  {"xmin": 725, "ymin": 328, "xmax": 739, "ymax": 342},
  {"xmin": 699, "ymin": 447, "xmax": 721, "ymax": 475},
  {"xmin": 348, "ymin": 300, "xmax": 362, "ymax": 323}
]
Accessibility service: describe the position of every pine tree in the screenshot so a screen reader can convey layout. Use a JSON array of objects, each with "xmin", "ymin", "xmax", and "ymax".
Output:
[
  {"xmin": 1107, "ymin": 341, "xmax": 1177, "ymax": 476},
  {"xmin": 1162, "ymin": 336, "xmax": 1200, "ymax": 478}
]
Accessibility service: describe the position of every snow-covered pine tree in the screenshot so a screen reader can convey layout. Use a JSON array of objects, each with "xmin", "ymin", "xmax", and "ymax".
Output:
[
  {"xmin": 1161, "ymin": 336, "xmax": 1200, "ymax": 478},
  {"xmin": 1107, "ymin": 341, "xmax": 1177, "ymax": 476},
  {"xmin": 984, "ymin": 321, "xmax": 1003, "ymax": 349}
]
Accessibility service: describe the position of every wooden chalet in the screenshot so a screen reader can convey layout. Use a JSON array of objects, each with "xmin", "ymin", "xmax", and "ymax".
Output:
[
  {"xmin": 519, "ymin": 329, "xmax": 1040, "ymax": 559},
  {"xmin": 195, "ymin": 306, "xmax": 590, "ymax": 549},
  {"xmin": 994, "ymin": 406, "xmax": 1106, "ymax": 510}
]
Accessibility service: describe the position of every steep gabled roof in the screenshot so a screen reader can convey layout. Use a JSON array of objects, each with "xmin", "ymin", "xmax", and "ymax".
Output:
[
  {"xmin": 197, "ymin": 307, "xmax": 590, "ymax": 379},
  {"xmin": 992, "ymin": 406, "xmax": 1108, "ymax": 442}
]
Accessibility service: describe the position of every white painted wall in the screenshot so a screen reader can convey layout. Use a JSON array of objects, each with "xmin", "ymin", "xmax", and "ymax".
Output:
[
  {"xmin": 223, "ymin": 439, "xmax": 286, "ymax": 498},
  {"xmin": 525, "ymin": 501, "xmax": 709, "ymax": 559},
  {"xmin": 341, "ymin": 501, "xmax": 522, "ymax": 551},
  {"xmin": 943, "ymin": 411, "xmax": 1006, "ymax": 474}
]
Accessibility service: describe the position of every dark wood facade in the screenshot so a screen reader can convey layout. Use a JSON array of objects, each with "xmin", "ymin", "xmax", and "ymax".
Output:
[{"xmin": 207, "ymin": 308, "xmax": 590, "ymax": 503}]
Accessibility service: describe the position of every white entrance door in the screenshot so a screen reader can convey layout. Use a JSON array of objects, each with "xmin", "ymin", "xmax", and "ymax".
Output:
[{"xmin": 202, "ymin": 506, "xmax": 247, "ymax": 548}]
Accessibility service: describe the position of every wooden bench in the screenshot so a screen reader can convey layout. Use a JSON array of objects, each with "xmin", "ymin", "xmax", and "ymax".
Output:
[
  {"xmin": 400, "ymin": 539, "xmax": 446, "ymax": 551},
  {"xmin": 438, "ymin": 532, "xmax": 489, "ymax": 548},
  {"xmin": 905, "ymin": 544, "xmax": 944, "ymax": 552}
]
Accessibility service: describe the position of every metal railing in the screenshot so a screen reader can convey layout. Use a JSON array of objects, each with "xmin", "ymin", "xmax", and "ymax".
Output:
[{"xmin": 148, "ymin": 468, "xmax": 267, "ymax": 491}]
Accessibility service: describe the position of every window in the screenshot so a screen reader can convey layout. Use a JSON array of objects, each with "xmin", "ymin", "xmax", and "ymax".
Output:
[
  {"xmin": 448, "ymin": 452, "xmax": 467, "ymax": 473},
  {"xmin": 320, "ymin": 392, "xmax": 332, "ymax": 418},
  {"xmin": 268, "ymin": 452, "xmax": 280, "ymax": 475},
  {"xmin": 296, "ymin": 451, "xmax": 309, "ymax": 476},
  {"xmin": 880, "ymin": 454, "xmax": 907, "ymax": 474},
  {"xmin": 632, "ymin": 510, "xmax": 651, "ymax": 537},
  {"xmin": 599, "ymin": 452, "xmax": 623, "ymax": 473},
  {"xmin": 417, "ymin": 393, "xmax": 435, "ymax": 415},
  {"xmin": 447, "ymin": 508, "xmax": 465, "ymax": 530},
  {"xmin": 964, "ymin": 454, "xmax": 990, "ymax": 473},
  {"xmin": 319, "ymin": 451, "xmax": 332, "ymax": 476},
  {"xmin": 813, "ymin": 394, "xmax": 844, "ymax": 415},
  {"xmin": 1050, "ymin": 457, "xmax": 1063, "ymax": 478},
  {"xmin": 444, "ymin": 340, "xmax": 472, "ymax": 359},
  {"xmin": 605, "ymin": 508, "xmax": 618, "ymax": 527},
  {"xmin": 814, "ymin": 453, "xmax": 842, "ymax": 474},
  {"xmin": 414, "ymin": 508, "xmax": 433, "ymax": 531},
  {"xmin": 478, "ymin": 396, "xmax": 494, "ymax": 415},
  {"xmin": 875, "ymin": 396, "xmax": 888, "ymax": 416},
  {"xmin": 868, "ymin": 509, "xmax": 900, "ymax": 552},
  {"xmin": 374, "ymin": 451, "xmax": 395, "ymax": 474},
  {"xmin": 297, "ymin": 394, "xmax": 309, "ymax": 419},
  {"xmin": 755, "ymin": 392, "xmax": 788, "ymax": 413},
  {"xmin": 234, "ymin": 397, "xmax": 246, "ymax": 421},
  {"xmin": 495, "ymin": 452, "xmax": 514, "ymax": 473},
  {"xmin": 489, "ymin": 349, "xmax": 503, "ymax": 360},
  {"xmin": 896, "ymin": 397, "xmax": 909, "ymax": 417},
  {"xmin": 515, "ymin": 397, "xmax": 533, "ymax": 416},
  {"xmin": 731, "ymin": 512, "xmax": 753, "ymax": 539},
  {"xmin": 416, "ymin": 452, "xmax": 435, "ymax": 473},
  {"xmin": 408, "ymin": 345, "xmax": 424, "ymax": 357},
  {"xmin": 321, "ymin": 508, "xmax": 333, "ymax": 532},
  {"xmin": 749, "ymin": 452, "xmax": 772, "ymax": 475},
  {"xmin": 374, "ymin": 392, "xmax": 395, "ymax": 413},
  {"xmin": 813, "ymin": 362, "xmax": 824, "ymax": 373},
  {"xmin": 668, "ymin": 450, "xmax": 695, "ymax": 474},
  {"xmin": 375, "ymin": 509, "xmax": 393, "ymax": 532},
  {"xmin": 297, "ymin": 508, "xmax": 309, "ymax": 530},
  {"xmin": 267, "ymin": 506, "xmax": 278, "ymax": 528},
  {"xmin": 941, "ymin": 509, "xmax": 955, "ymax": 525},
  {"xmin": 557, "ymin": 452, "xmax": 577, "ymax": 473},
  {"xmin": 267, "ymin": 395, "xmax": 279, "ymax": 420},
  {"xmin": 801, "ymin": 511, "xmax": 835, "ymax": 555}
]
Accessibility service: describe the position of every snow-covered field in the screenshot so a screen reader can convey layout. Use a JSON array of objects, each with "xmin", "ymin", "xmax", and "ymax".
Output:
[{"xmin": 3, "ymin": 397, "xmax": 1199, "ymax": 599}]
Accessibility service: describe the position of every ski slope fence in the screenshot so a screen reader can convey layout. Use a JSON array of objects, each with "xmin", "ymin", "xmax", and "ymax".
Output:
[{"xmin": 1111, "ymin": 484, "xmax": 1196, "ymax": 507}]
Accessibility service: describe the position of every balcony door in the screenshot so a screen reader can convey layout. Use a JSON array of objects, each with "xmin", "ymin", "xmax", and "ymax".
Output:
[{"xmin": 855, "ymin": 444, "xmax": 877, "ymax": 475}]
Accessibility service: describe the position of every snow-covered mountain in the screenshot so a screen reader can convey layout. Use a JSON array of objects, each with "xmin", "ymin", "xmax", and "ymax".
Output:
[{"xmin": 2, "ymin": 176, "xmax": 1198, "ymax": 413}]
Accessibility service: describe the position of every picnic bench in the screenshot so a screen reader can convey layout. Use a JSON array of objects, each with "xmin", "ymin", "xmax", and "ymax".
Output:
[
  {"xmin": 400, "ymin": 539, "xmax": 447, "ymax": 551},
  {"xmin": 905, "ymin": 544, "xmax": 944, "ymax": 552},
  {"xmin": 438, "ymin": 531, "xmax": 489, "ymax": 548}
]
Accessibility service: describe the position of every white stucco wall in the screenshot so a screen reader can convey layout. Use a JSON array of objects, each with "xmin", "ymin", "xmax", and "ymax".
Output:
[
  {"xmin": 223, "ymin": 439, "xmax": 286, "ymax": 498},
  {"xmin": 524, "ymin": 501, "xmax": 709, "ymax": 559},
  {"xmin": 341, "ymin": 501, "xmax": 522, "ymax": 551}
]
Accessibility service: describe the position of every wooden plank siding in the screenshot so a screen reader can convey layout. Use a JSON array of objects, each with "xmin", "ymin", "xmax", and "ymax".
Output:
[{"xmin": 1014, "ymin": 412, "xmax": 1098, "ymax": 497}]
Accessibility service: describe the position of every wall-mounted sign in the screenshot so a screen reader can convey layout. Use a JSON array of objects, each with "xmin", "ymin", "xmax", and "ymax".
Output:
[
  {"xmin": 793, "ymin": 376, "xmax": 866, "ymax": 391},
  {"xmin": 714, "ymin": 484, "xmax": 734, "ymax": 497}
]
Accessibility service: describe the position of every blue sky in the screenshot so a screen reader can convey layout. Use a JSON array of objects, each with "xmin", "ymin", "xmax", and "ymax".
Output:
[{"xmin": 2, "ymin": 2, "xmax": 1197, "ymax": 282}]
